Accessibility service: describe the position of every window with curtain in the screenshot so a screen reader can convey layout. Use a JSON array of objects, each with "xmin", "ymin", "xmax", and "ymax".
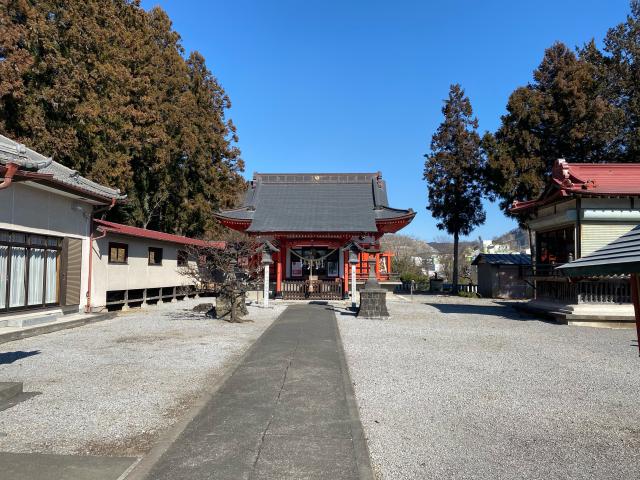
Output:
[
  {"xmin": 28, "ymin": 248, "xmax": 45, "ymax": 305},
  {"xmin": 0, "ymin": 230, "xmax": 62, "ymax": 312},
  {"xmin": 45, "ymin": 250, "xmax": 59, "ymax": 304}
]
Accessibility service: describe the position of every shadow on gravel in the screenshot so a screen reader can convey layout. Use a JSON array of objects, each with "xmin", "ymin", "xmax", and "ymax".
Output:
[
  {"xmin": 322, "ymin": 305, "xmax": 357, "ymax": 317},
  {"xmin": 0, "ymin": 350, "xmax": 40, "ymax": 365},
  {"xmin": 427, "ymin": 302, "xmax": 559, "ymax": 324}
]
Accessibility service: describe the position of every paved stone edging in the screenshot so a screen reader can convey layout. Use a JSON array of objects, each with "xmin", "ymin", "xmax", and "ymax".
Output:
[
  {"xmin": 0, "ymin": 312, "xmax": 118, "ymax": 345},
  {"xmin": 334, "ymin": 309, "xmax": 376, "ymax": 480}
]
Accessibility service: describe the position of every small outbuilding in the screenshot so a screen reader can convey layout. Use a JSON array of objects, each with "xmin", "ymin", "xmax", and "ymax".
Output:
[
  {"xmin": 471, "ymin": 253, "xmax": 532, "ymax": 299},
  {"xmin": 90, "ymin": 220, "xmax": 224, "ymax": 311}
]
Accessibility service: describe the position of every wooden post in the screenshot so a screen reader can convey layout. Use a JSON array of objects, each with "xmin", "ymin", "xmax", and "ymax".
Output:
[{"xmin": 631, "ymin": 273, "xmax": 640, "ymax": 356}]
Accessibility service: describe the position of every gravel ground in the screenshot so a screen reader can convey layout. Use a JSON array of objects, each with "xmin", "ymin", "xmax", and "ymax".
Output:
[
  {"xmin": 338, "ymin": 294, "xmax": 640, "ymax": 480},
  {"xmin": 0, "ymin": 298, "xmax": 284, "ymax": 456}
]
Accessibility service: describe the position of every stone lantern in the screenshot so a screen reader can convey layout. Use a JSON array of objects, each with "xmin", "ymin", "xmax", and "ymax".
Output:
[{"xmin": 357, "ymin": 250, "xmax": 389, "ymax": 319}]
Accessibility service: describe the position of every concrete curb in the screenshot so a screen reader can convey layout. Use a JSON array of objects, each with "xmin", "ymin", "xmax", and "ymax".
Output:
[
  {"xmin": 334, "ymin": 313, "xmax": 376, "ymax": 480},
  {"xmin": 0, "ymin": 312, "xmax": 118, "ymax": 345},
  {"xmin": 123, "ymin": 310, "xmax": 284, "ymax": 480}
]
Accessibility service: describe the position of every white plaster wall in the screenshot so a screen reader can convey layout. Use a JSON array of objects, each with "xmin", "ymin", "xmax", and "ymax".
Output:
[
  {"xmin": 581, "ymin": 197, "xmax": 634, "ymax": 209},
  {"xmin": 92, "ymin": 233, "xmax": 196, "ymax": 309},
  {"xmin": 537, "ymin": 199, "xmax": 576, "ymax": 218},
  {"xmin": 0, "ymin": 182, "xmax": 92, "ymax": 313}
]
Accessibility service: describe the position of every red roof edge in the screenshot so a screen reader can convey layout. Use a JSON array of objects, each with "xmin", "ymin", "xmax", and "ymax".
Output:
[
  {"xmin": 510, "ymin": 159, "xmax": 640, "ymax": 214},
  {"xmin": 94, "ymin": 219, "xmax": 224, "ymax": 248}
]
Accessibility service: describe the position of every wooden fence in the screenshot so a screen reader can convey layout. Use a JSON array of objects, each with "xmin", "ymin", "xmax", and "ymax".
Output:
[{"xmin": 282, "ymin": 280, "xmax": 343, "ymax": 300}]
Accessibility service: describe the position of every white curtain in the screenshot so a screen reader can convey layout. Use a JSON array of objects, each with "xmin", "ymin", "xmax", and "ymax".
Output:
[
  {"xmin": 0, "ymin": 246, "xmax": 7, "ymax": 309},
  {"xmin": 9, "ymin": 247, "xmax": 26, "ymax": 308},
  {"xmin": 28, "ymin": 248, "xmax": 45, "ymax": 306},
  {"xmin": 45, "ymin": 250, "xmax": 58, "ymax": 304}
]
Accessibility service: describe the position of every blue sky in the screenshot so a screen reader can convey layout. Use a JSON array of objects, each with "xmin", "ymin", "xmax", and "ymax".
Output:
[{"xmin": 142, "ymin": 0, "xmax": 631, "ymax": 241}]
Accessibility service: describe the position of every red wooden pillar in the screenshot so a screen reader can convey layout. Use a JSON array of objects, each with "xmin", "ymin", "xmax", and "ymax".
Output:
[
  {"xmin": 375, "ymin": 253, "xmax": 380, "ymax": 280},
  {"xmin": 631, "ymin": 273, "xmax": 640, "ymax": 356},
  {"xmin": 276, "ymin": 239, "xmax": 285, "ymax": 297},
  {"xmin": 343, "ymin": 250, "xmax": 349, "ymax": 297}
]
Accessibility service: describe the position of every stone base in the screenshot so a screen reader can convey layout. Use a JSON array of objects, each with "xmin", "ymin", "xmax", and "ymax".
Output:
[
  {"xmin": 358, "ymin": 289, "xmax": 389, "ymax": 318},
  {"xmin": 516, "ymin": 299, "xmax": 636, "ymax": 327},
  {"xmin": 214, "ymin": 294, "xmax": 248, "ymax": 320}
]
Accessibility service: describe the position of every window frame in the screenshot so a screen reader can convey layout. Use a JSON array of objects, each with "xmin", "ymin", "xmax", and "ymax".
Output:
[
  {"xmin": 148, "ymin": 246, "xmax": 163, "ymax": 266},
  {"xmin": 108, "ymin": 242, "xmax": 129, "ymax": 265},
  {"xmin": 0, "ymin": 229, "xmax": 62, "ymax": 314}
]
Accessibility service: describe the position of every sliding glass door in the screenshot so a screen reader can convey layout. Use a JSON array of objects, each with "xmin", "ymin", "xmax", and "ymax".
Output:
[{"xmin": 0, "ymin": 230, "xmax": 62, "ymax": 313}]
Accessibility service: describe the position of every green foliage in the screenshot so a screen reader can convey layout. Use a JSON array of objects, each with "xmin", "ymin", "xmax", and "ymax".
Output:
[
  {"xmin": 393, "ymin": 254, "xmax": 422, "ymax": 278},
  {"xmin": 457, "ymin": 291, "xmax": 480, "ymax": 298},
  {"xmin": 424, "ymin": 84, "xmax": 486, "ymax": 289},
  {"xmin": 399, "ymin": 271, "xmax": 428, "ymax": 283},
  {"xmin": 485, "ymin": 2, "xmax": 640, "ymax": 219},
  {"xmin": 0, "ymin": 0, "xmax": 244, "ymax": 237}
]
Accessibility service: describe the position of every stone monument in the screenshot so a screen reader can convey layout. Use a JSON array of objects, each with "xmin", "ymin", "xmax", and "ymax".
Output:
[{"xmin": 357, "ymin": 256, "xmax": 389, "ymax": 318}]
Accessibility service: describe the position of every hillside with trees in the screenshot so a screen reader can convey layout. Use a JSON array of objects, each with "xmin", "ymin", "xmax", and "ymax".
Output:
[
  {"xmin": 491, "ymin": 228, "xmax": 530, "ymax": 251},
  {"xmin": 0, "ymin": 0, "xmax": 245, "ymax": 237}
]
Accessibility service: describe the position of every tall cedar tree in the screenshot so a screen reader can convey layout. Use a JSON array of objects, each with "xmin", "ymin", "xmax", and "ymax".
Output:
[
  {"xmin": 0, "ymin": 0, "xmax": 244, "ymax": 237},
  {"xmin": 424, "ymin": 84, "xmax": 486, "ymax": 291},
  {"xmin": 484, "ymin": 1, "xmax": 640, "ymax": 220}
]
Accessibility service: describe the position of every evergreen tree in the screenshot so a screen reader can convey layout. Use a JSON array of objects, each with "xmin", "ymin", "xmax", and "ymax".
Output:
[
  {"xmin": 0, "ymin": 0, "xmax": 245, "ymax": 237},
  {"xmin": 601, "ymin": 0, "xmax": 640, "ymax": 161},
  {"xmin": 424, "ymin": 84, "xmax": 486, "ymax": 292},
  {"xmin": 483, "ymin": 42, "xmax": 625, "ymax": 217}
]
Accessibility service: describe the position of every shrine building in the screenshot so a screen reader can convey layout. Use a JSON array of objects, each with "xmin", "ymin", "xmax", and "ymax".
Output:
[
  {"xmin": 214, "ymin": 172, "xmax": 415, "ymax": 300},
  {"xmin": 511, "ymin": 159, "xmax": 640, "ymax": 324}
]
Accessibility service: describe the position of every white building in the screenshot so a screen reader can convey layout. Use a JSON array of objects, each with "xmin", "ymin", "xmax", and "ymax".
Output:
[
  {"xmin": 90, "ymin": 220, "xmax": 222, "ymax": 311},
  {"xmin": 0, "ymin": 134, "xmax": 214, "ymax": 326},
  {"xmin": 0, "ymin": 134, "xmax": 124, "ymax": 325}
]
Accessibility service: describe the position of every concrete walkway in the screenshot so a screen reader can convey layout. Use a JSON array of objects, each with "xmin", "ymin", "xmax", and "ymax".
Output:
[{"xmin": 143, "ymin": 303, "xmax": 372, "ymax": 480}]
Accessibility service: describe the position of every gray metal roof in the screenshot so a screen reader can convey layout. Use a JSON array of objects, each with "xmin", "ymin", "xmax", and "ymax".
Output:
[
  {"xmin": 471, "ymin": 253, "xmax": 531, "ymax": 266},
  {"xmin": 0, "ymin": 133, "xmax": 125, "ymax": 201},
  {"xmin": 558, "ymin": 225, "xmax": 640, "ymax": 276},
  {"xmin": 247, "ymin": 182, "xmax": 377, "ymax": 232},
  {"xmin": 218, "ymin": 172, "xmax": 414, "ymax": 233}
]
